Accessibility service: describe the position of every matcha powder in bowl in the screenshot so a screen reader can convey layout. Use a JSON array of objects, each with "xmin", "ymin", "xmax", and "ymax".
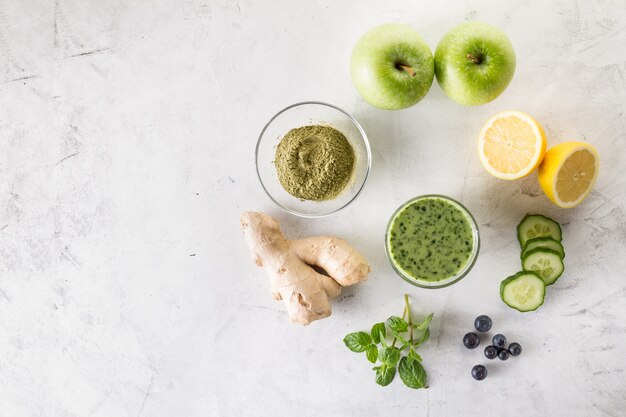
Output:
[
  {"xmin": 274, "ymin": 125, "xmax": 355, "ymax": 201},
  {"xmin": 256, "ymin": 102, "xmax": 371, "ymax": 217}
]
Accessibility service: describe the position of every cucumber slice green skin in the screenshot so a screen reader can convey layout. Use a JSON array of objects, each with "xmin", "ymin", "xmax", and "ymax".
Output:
[
  {"xmin": 500, "ymin": 271, "xmax": 546, "ymax": 312},
  {"xmin": 521, "ymin": 237, "xmax": 565, "ymax": 260},
  {"xmin": 521, "ymin": 248, "xmax": 564, "ymax": 286},
  {"xmin": 517, "ymin": 214, "xmax": 562, "ymax": 248}
]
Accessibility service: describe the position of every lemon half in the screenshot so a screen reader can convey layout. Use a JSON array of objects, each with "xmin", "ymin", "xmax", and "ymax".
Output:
[{"xmin": 538, "ymin": 142, "xmax": 599, "ymax": 208}]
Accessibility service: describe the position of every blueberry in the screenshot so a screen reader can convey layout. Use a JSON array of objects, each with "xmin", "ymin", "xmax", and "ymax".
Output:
[
  {"xmin": 474, "ymin": 315, "xmax": 492, "ymax": 333},
  {"xmin": 492, "ymin": 334, "xmax": 506, "ymax": 348},
  {"xmin": 484, "ymin": 345, "xmax": 498, "ymax": 360},
  {"xmin": 508, "ymin": 342, "xmax": 522, "ymax": 356},
  {"xmin": 463, "ymin": 332, "xmax": 480, "ymax": 349},
  {"xmin": 498, "ymin": 348, "xmax": 510, "ymax": 361},
  {"xmin": 471, "ymin": 364, "xmax": 488, "ymax": 381}
]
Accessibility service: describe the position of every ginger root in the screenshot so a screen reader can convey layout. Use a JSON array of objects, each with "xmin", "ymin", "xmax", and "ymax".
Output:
[{"xmin": 240, "ymin": 211, "xmax": 370, "ymax": 325}]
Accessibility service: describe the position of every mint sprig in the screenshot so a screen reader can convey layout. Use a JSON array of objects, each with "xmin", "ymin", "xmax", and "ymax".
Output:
[{"xmin": 342, "ymin": 294, "xmax": 432, "ymax": 389}]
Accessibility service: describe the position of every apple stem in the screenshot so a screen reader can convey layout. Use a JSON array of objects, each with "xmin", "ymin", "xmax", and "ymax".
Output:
[
  {"xmin": 397, "ymin": 64, "xmax": 417, "ymax": 77},
  {"xmin": 466, "ymin": 53, "xmax": 483, "ymax": 65}
]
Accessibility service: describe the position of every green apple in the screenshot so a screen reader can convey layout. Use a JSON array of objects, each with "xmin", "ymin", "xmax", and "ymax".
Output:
[
  {"xmin": 434, "ymin": 22, "xmax": 515, "ymax": 106},
  {"xmin": 350, "ymin": 23, "xmax": 434, "ymax": 110}
]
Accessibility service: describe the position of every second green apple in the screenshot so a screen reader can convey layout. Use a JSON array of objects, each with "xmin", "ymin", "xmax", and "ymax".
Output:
[{"xmin": 435, "ymin": 22, "xmax": 516, "ymax": 106}]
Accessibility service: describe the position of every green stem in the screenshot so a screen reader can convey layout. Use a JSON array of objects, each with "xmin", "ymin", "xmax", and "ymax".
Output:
[{"xmin": 404, "ymin": 294, "xmax": 414, "ymax": 345}]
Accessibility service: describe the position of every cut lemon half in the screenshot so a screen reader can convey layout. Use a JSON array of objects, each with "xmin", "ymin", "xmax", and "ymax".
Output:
[
  {"xmin": 538, "ymin": 142, "xmax": 599, "ymax": 208},
  {"xmin": 478, "ymin": 111, "xmax": 547, "ymax": 180}
]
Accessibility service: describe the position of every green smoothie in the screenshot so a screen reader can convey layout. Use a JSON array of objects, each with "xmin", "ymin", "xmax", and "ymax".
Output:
[{"xmin": 386, "ymin": 196, "xmax": 477, "ymax": 284}]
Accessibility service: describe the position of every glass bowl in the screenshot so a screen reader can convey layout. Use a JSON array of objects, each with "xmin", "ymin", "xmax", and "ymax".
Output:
[
  {"xmin": 255, "ymin": 102, "xmax": 371, "ymax": 218},
  {"xmin": 384, "ymin": 195, "xmax": 480, "ymax": 289}
]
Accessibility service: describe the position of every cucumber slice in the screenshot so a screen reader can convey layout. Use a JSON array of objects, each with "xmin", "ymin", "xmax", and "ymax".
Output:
[
  {"xmin": 500, "ymin": 271, "xmax": 546, "ymax": 312},
  {"xmin": 517, "ymin": 214, "xmax": 562, "ymax": 247},
  {"xmin": 521, "ymin": 237, "xmax": 565, "ymax": 260},
  {"xmin": 521, "ymin": 248, "xmax": 564, "ymax": 285}
]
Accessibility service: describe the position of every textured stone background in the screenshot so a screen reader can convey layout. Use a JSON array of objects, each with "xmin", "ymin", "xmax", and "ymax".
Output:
[{"xmin": 0, "ymin": 0, "xmax": 624, "ymax": 416}]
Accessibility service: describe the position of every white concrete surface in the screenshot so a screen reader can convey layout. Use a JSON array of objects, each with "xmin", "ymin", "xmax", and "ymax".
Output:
[{"xmin": 0, "ymin": 0, "xmax": 625, "ymax": 416}]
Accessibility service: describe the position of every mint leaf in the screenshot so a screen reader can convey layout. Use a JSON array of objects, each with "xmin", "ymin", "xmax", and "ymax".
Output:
[
  {"xmin": 343, "ymin": 332, "xmax": 372, "ymax": 352},
  {"xmin": 408, "ymin": 349, "xmax": 422, "ymax": 362},
  {"xmin": 398, "ymin": 356, "xmax": 428, "ymax": 389},
  {"xmin": 366, "ymin": 345, "xmax": 378, "ymax": 363},
  {"xmin": 379, "ymin": 346, "xmax": 401, "ymax": 366},
  {"xmin": 413, "ymin": 313, "xmax": 433, "ymax": 330},
  {"xmin": 414, "ymin": 328, "xmax": 430, "ymax": 347},
  {"xmin": 371, "ymin": 322, "xmax": 386, "ymax": 344},
  {"xmin": 375, "ymin": 365, "xmax": 396, "ymax": 386},
  {"xmin": 386, "ymin": 316, "xmax": 408, "ymax": 332},
  {"xmin": 379, "ymin": 330, "xmax": 388, "ymax": 347}
]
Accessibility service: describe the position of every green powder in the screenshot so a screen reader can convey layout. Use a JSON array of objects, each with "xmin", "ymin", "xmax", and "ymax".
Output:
[{"xmin": 274, "ymin": 125, "xmax": 355, "ymax": 201}]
